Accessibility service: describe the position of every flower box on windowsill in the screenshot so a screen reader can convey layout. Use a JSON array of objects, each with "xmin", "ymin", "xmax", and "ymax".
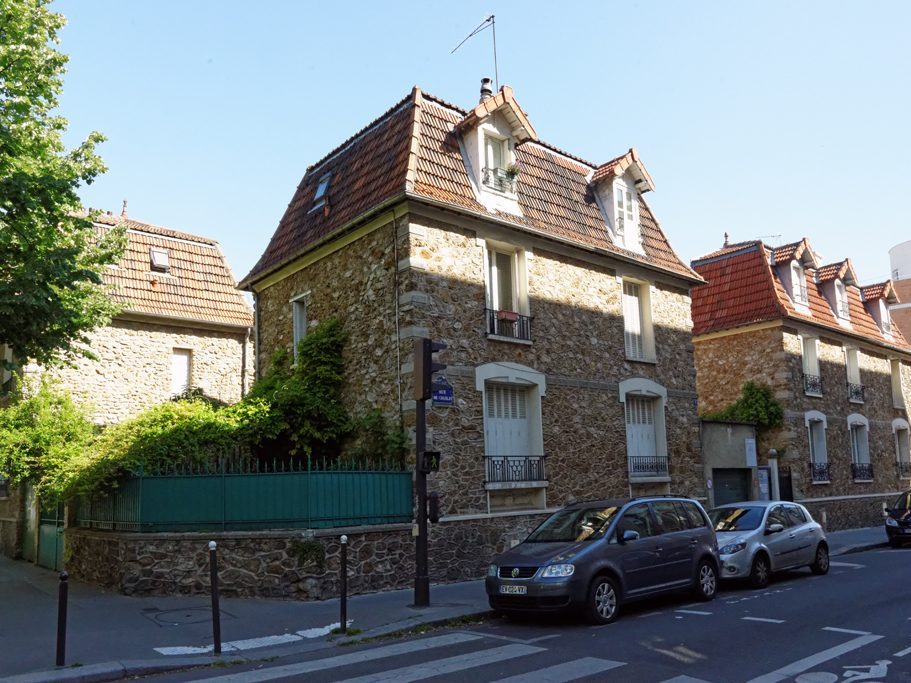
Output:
[{"xmin": 497, "ymin": 310, "xmax": 520, "ymax": 323}]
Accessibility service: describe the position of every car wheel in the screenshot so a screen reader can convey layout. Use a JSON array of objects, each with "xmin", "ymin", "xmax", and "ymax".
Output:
[
  {"xmin": 586, "ymin": 575, "xmax": 620, "ymax": 624},
  {"xmin": 810, "ymin": 543, "xmax": 829, "ymax": 575},
  {"xmin": 749, "ymin": 553, "xmax": 771, "ymax": 589},
  {"xmin": 693, "ymin": 560, "xmax": 717, "ymax": 601}
]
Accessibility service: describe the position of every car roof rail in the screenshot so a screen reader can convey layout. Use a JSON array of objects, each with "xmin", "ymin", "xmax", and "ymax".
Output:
[{"xmin": 630, "ymin": 493, "xmax": 686, "ymax": 501}]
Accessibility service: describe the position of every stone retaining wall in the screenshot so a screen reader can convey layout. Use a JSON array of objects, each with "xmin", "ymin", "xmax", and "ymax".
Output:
[
  {"xmin": 799, "ymin": 493, "xmax": 894, "ymax": 532},
  {"xmin": 65, "ymin": 511, "xmax": 548, "ymax": 599}
]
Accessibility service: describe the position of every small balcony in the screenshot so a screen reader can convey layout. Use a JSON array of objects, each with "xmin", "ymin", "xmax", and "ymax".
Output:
[
  {"xmin": 809, "ymin": 461, "xmax": 830, "ymax": 483},
  {"xmin": 851, "ymin": 462, "xmax": 874, "ymax": 481},
  {"xmin": 486, "ymin": 308, "xmax": 532, "ymax": 342},
  {"xmin": 847, "ymin": 382, "xmax": 865, "ymax": 403},
  {"xmin": 898, "ymin": 461, "xmax": 911, "ymax": 479},
  {"xmin": 803, "ymin": 373, "xmax": 823, "ymax": 396},
  {"xmin": 482, "ymin": 167, "xmax": 517, "ymax": 194},
  {"xmin": 628, "ymin": 455, "xmax": 669, "ymax": 479},
  {"xmin": 485, "ymin": 455, "xmax": 547, "ymax": 486}
]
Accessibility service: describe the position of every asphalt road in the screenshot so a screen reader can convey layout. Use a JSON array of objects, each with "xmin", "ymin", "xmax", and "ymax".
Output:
[{"xmin": 152, "ymin": 546, "xmax": 911, "ymax": 683}]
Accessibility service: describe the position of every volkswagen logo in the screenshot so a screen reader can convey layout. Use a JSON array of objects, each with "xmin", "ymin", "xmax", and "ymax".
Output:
[{"xmin": 511, "ymin": 567, "xmax": 520, "ymax": 578}]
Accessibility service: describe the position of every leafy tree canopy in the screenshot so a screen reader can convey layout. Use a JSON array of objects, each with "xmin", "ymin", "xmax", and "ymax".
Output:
[
  {"xmin": 0, "ymin": 0, "xmax": 125, "ymax": 369},
  {"xmin": 704, "ymin": 381, "xmax": 784, "ymax": 432}
]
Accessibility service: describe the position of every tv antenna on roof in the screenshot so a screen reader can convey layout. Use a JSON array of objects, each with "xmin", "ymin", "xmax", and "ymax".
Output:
[
  {"xmin": 451, "ymin": 15, "xmax": 499, "ymax": 91},
  {"xmin": 756, "ymin": 234, "xmax": 783, "ymax": 245}
]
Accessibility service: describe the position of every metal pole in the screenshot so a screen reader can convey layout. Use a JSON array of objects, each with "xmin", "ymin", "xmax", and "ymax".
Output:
[
  {"xmin": 55, "ymin": 571, "xmax": 68, "ymax": 666},
  {"xmin": 209, "ymin": 541, "xmax": 222, "ymax": 655},
  {"xmin": 415, "ymin": 396, "xmax": 430, "ymax": 607},
  {"xmin": 339, "ymin": 535, "xmax": 348, "ymax": 634}
]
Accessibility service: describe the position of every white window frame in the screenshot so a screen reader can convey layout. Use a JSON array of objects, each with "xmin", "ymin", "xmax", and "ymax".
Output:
[
  {"xmin": 622, "ymin": 279, "xmax": 655, "ymax": 362},
  {"xmin": 880, "ymin": 299, "xmax": 893, "ymax": 335},
  {"xmin": 476, "ymin": 362, "xmax": 546, "ymax": 459},
  {"xmin": 893, "ymin": 418, "xmax": 910, "ymax": 476},
  {"xmin": 487, "ymin": 247, "xmax": 519, "ymax": 314},
  {"xmin": 835, "ymin": 279, "xmax": 850, "ymax": 320},
  {"xmin": 805, "ymin": 410, "xmax": 828, "ymax": 465},
  {"xmin": 484, "ymin": 133, "xmax": 508, "ymax": 172},
  {"xmin": 290, "ymin": 291, "xmax": 310, "ymax": 361},
  {"xmin": 619, "ymin": 378, "xmax": 668, "ymax": 481},
  {"xmin": 800, "ymin": 335, "xmax": 821, "ymax": 396},
  {"xmin": 613, "ymin": 178, "xmax": 641, "ymax": 251},
  {"xmin": 791, "ymin": 261, "xmax": 808, "ymax": 304},
  {"xmin": 892, "ymin": 359, "xmax": 906, "ymax": 409},
  {"xmin": 170, "ymin": 348, "xmax": 192, "ymax": 396},
  {"xmin": 481, "ymin": 241, "xmax": 530, "ymax": 340},
  {"xmin": 848, "ymin": 414, "xmax": 871, "ymax": 472},
  {"xmin": 845, "ymin": 347, "xmax": 861, "ymax": 385}
]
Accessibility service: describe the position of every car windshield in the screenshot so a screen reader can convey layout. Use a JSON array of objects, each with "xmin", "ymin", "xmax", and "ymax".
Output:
[
  {"xmin": 526, "ymin": 506, "xmax": 620, "ymax": 543},
  {"xmin": 892, "ymin": 492, "xmax": 911, "ymax": 510},
  {"xmin": 709, "ymin": 506, "xmax": 764, "ymax": 532}
]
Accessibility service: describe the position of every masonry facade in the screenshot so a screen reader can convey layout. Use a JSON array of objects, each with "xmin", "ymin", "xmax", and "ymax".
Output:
[
  {"xmin": 692, "ymin": 239, "xmax": 911, "ymax": 527},
  {"xmin": 242, "ymin": 82, "xmax": 705, "ymax": 533}
]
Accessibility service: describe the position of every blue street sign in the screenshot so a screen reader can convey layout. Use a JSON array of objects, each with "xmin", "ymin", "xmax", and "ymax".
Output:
[{"xmin": 432, "ymin": 375, "xmax": 453, "ymax": 406}]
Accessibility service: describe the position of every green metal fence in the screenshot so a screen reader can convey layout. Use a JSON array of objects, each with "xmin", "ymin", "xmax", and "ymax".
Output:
[{"xmin": 76, "ymin": 459, "xmax": 413, "ymax": 532}]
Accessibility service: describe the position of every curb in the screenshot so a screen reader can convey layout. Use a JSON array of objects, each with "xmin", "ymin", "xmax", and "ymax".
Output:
[{"xmin": 833, "ymin": 541, "xmax": 888, "ymax": 556}]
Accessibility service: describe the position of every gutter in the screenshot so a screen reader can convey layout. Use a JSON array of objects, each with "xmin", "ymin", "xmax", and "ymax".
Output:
[{"xmin": 116, "ymin": 311, "xmax": 253, "ymax": 334}]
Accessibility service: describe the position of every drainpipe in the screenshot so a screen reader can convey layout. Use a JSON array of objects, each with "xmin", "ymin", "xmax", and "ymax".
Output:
[
  {"xmin": 768, "ymin": 449, "xmax": 780, "ymax": 501},
  {"xmin": 390, "ymin": 208, "xmax": 403, "ymax": 428},
  {"xmin": 252, "ymin": 291, "xmax": 261, "ymax": 381}
]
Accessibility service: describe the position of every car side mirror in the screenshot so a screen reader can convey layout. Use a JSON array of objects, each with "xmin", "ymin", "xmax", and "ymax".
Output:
[
  {"xmin": 621, "ymin": 529, "xmax": 640, "ymax": 543},
  {"xmin": 766, "ymin": 523, "xmax": 784, "ymax": 534}
]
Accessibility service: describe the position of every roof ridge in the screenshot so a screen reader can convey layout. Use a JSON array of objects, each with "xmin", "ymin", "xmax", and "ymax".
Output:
[
  {"xmin": 404, "ymin": 87, "xmax": 423, "ymax": 193},
  {"xmin": 96, "ymin": 217, "xmax": 219, "ymax": 247}
]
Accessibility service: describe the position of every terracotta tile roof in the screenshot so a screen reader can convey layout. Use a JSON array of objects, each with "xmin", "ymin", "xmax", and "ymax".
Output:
[
  {"xmin": 453, "ymin": 85, "xmax": 537, "ymax": 143},
  {"xmin": 96, "ymin": 217, "xmax": 252, "ymax": 329},
  {"xmin": 241, "ymin": 86, "xmax": 699, "ymax": 287},
  {"xmin": 771, "ymin": 238, "xmax": 817, "ymax": 267},
  {"xmin": 861, "ymin": 281, "xmax": 895, "ymax": 302},
  {"xmin": 691, "ymin": 240, "xmax": 911, "ymax": 352},
  {"xmin": 590, "ymin": 148, "xmax": 656, "ymax": 192},
  {"xmin": 815, "ymin": 259, "xmax": 857, "ymax": 285}
]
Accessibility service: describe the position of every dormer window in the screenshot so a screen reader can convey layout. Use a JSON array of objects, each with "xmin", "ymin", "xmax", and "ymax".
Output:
[
  {"xmin": 791, "ymin": 261, "xmax": 808, "ymax": 304},
  {"xmin": 150, "ymin": 248, "xmax": 170, "ymax": 273},
  {"xmin": 615, "ymin": 183, "xmax": 634, "ymax": 237},
  {"xmin": 311, "ymin": 173, "xmax": 332, "ymax": 211},
  {"xmin": 880, "ymin": 299, "xmax": 893, "ymax": 335},
  {"xmin": 482, "ymin": 133, "xmax": 515, "ymax": 193},
  {"xmin": 835, "ymin": 280, "xmax": 850, "ymax": 320},
  {"xmin": 611, "ymin": 178, "xmax": 641, "ymax": 252}
]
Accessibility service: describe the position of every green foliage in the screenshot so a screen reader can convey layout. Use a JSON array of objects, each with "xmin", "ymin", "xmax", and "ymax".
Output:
[
  {"xmin": 0, "ymin": 378, "xmax": 94, "ymax": 499},
  {"xmin": 288, "ymin": 537, "xmax": 326, "ymax": 571},
  {"xmin": 0, "ymin": 1, "xmax": 125, "ymax": 369},
  {"xmin": 705, "ymin": 381, "xmax": 784, "ymax": 432},
  {"xmin": 347, "ymin": 409, "xmax": 408, "ymax": 466}
]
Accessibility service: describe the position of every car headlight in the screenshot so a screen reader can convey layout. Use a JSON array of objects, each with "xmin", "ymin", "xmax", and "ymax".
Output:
[
  {"xmin": 541, "ymin": 563, "xmax": 575, "ymax": 578},
  {"xmin": 487, "ymin": 564, "xmax": 498, "ymax": 577},
  {"xmin": 720, "ymin": 542, "xmax": 747, "ymax": 555},
  {"xmin": 886, "ymin": 518, "xmax": 899, "ymax": 527}
]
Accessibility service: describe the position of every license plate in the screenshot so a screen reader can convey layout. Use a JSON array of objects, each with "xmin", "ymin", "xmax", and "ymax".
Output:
[
  {"xmin": 903, "ymin": 528, "xmax": 911, "ymax": 534},
  {"xmin": 499, "ymin": 585, "xmax": 527, "ymax": 595}
]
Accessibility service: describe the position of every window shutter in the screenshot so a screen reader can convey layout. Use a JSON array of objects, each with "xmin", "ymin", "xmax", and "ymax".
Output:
[
  {"xmin": 485, "ymin": 385, "xmax": 529, "ymax": 455},
  {"xmin": 625, "ymin": 396, "xmax": 656, "ymax": 460},
  {"xmin": 623, "ymin": 282, "xmax": 643, "ymax": 359}
]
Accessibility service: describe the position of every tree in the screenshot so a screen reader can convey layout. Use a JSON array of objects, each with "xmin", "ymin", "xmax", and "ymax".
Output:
[{"xmin": 0, "ymin": 0, "xmax": 125, "ymax": 370}]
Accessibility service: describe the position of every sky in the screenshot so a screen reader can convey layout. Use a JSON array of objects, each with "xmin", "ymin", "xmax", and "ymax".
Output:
[{"xmin": 54, "ymin": 0, "xmax": 910, "ymax": 286}]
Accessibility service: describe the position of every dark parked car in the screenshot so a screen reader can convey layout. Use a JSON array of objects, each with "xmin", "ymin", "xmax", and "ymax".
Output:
[
  {"xmin": 884, "ymin": 491, "xmax": 911, "ymax": 547},
  {"xmin": 485, "ymin": 495, "xmax": 719, "ymax": 624}
]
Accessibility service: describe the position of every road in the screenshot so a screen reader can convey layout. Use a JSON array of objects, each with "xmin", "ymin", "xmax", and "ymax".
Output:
[{"xmin": 151, "ymin": 546, "xmax": 911, "ymax": 683}]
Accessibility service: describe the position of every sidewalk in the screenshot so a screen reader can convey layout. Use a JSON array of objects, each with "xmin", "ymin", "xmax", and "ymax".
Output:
[{"xmin": 0, "ymin": 524, "xmax": 887, "ymax": 683}]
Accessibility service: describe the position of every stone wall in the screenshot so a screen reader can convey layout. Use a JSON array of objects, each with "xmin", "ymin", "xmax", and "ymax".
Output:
[
  {"xmin": 65, "ymin": 511, "xmax": 548, "ymax": 599},
  {"xmin": 0, "ymin": 486, "xmax": 21, "ymax": 558},
  {"xmin": 48, "ymin": 319, "xmax": 252, "ymax": 424},
  {"xmin": 801, "ymin": 494, "xmax": 894, "ymax": 532}
]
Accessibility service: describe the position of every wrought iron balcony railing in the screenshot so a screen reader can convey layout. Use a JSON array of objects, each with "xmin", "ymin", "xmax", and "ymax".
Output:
[
  {"xmin": 809, "ymin": 461, "xmax": 831, "ymax": 483},
  {"xmin": 803, "ymin": 373, "xmax": 823, "ymax": 396},
  {"xmin": 482, "ymin": 167, "xmax": 517, "ymax": 193},
  {"xmin": 485, "ymin": 455, "xmax": 547, "ymax": 484},
  {"xmin": 628, "ymin": 455, "xmax": 669, "ymax": 478},
  {"xmin": 851, "ymin": 462, "xmax": 874, "ymax": 481},
  {"xmin": 847, "ymin": 382, "xmax": 865, "ymax": 403},
  {"xmin": 898, "ymin": 461, "xmax": 911, "ymax": 479},
  {"xmin": 486, "ymin": 308, "xmax": 532, "ymax": 341}
]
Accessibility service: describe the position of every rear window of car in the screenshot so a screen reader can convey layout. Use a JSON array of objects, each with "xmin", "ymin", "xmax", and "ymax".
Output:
[
  {"xmin": 526, "ymin": 505, "xmax": 620, "ymax": 542},
  {"xmin": 709, "ymin": 506, "xmax": 764, "ymax": 531}
]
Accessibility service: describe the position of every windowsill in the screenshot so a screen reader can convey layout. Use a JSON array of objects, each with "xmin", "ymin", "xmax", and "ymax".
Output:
[
  {"xmin": 849, "ymin": 399, "xmax": 865, "ymax": 405},
  {"xmin": 485, "ymin": 480, "xmax": 548, "ymax": 491},
  {"xmin": 852, "ymin": 479, "xmax": 874, "ymax": 484},
  {"xmin": 626, "ymin": 355, "xmax": 657, "ymax": 365},
  {"xmin": 900, "ymin": 474, "xmax": 911, "ymax": 480},
  {"xmin": 811, "ymin": 480, "xmax": 831, "ymax": 485},
  {"xmin": 630, "ymin": 475, "xmax": 671, "ymax": 484},
  {"xmin": 481, "ymin": 182, "xmax": 518, "ymax": 199},
  {"xmin": 894, "ymin": 403, "xmax": 906, "ymax": 411},
  {"xmin": 805, "ymin": 391, "xmax": 823, "ymax": 398},
  {"xmin": 487, "ymin": 334, "xmax": 533, "ymax": 346}
]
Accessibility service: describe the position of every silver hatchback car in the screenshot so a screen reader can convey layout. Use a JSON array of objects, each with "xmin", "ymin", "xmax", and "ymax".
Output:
[{"xmin": 708, "ymin": 501, "xmax": 829, "ymax": 588}]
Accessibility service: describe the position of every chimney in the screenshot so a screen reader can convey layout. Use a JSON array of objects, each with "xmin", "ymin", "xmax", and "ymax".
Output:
[
  {"xmin": 121, "ymin": 199, "xmax": 128, "ymax": 218},
  {"xmin": 724, "ymin": 232, "xmax": 729, "ymax": 247},
  {"xmin": 479, "ymin": 77, "xmax": 493, "ymax": 102}
]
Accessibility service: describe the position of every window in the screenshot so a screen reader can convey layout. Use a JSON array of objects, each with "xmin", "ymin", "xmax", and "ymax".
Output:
[
  {"xmin": 620, "ymin": 378, "xmax": 668, "ymax": 479},
  {"xmin": 835, "ymin": 280, "xmax": 850, "ymax": 320},
  {"xmin": 801, "ymin": 335, "xmax": 821, "ymax": 396},
  {"xmin": 476, "ymin": 361, "xmax": 545, "ymax": 463},
  {"xmin": 849, "ymin": 414, "xmax": 871, "ymax": 481},
  {"xmin": 170, "ymin": 348, "xmax": 191, "ymax": 396},
  {"xmin": 785, "ymin": 505, "xmax": 808, "ymax": 526},
  {"xmin": 488, "ymin": 249, "xmax": 517, "ymax": 314},
  {"xmin": 481, "ymin": 134, "xmax": 514, "ymax": 193},
  {"xmin": 291, "ymin": 297, "xmax": 307, "ymax": 360},
  {"xmin": 652, "ymin": 500, "xmax": 686, "ymax": 533},
  {"xmin": 618, "ymin": 503, "xmax": 657, "ymax": 539},
  {"xmin": 484, "ymin": 244, "xmax": 530, "ymax": 341},
  {"xmin": 612, "ymin": 178, "xmax": 641, "ymax": 251},
  {"xmin": 485, "ymin": 134, "xmax": 507, "ymax": 172},
  {"xmin": 791, "ymin": 261, "xmax": 808, "ymax": 304},
  {"xmin": 615, "ymin": 182, "xmax": 634, "ymax": 236},
  {"xmin": 150, "ymin": 248, "xmax": 170, "ymax": 273},
  {"xmin": 845, "ymin": 347, "xmax": 863, "ymax": 403},
  {"xmin": 806, "ymin": 411, "xmax": 828, "ymax": 464},
  {"xmin": 311, "ymin": 173, "xmax": 332, "ymax": 210},
  {"xmin": 767, "ymin": 505, "xmax": 792, "ymax": 528},
  {"xmin": 894, "ymin": 419, "xmax": 911, "ymax": 478},
  {"xmin": 622, "ymin": 280, "xmax": 654, "ymax": 361},
  {"xmin": 892, "ymin": 359, "xmax": 905, "ymax": 409},
  {"xmin": 880, "ymin": 300, "xmax": 893, "ymax": 335}
]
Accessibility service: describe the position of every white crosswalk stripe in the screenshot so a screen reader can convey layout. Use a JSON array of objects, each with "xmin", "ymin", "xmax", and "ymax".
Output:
[{"xmin": 489, "ymin": 657, "xmax": 625, "ymax": 682}]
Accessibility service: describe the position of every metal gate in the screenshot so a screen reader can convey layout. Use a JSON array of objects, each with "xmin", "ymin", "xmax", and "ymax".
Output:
[
  {"xmin": 778, "ymin": 466, "xmax": 794, "ymax": 502},
  {"xmin": 37, "ymin": 501, "xmax": 64, "ymax": 571}
]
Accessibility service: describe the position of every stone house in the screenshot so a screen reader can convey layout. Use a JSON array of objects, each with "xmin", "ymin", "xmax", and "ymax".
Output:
[
  {"xmin": 240, "ymin": 80, "xmax": 704, "ymax": 542},
  {"xmin": 691, "ymin": 237, "xmax": 911, "ymax": 528},
  {"xmin": 0, "ymin": 210, "xmax": 253, "ymax": 561},
  {"xmin": 889, "ymin": 240, "xmax": 911, "ymax": 342}
]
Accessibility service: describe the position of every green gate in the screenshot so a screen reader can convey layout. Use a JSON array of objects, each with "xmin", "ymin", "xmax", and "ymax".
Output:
[{"xmin": 37, "ymin": 501, "xmax": 64, "ymax": 571}]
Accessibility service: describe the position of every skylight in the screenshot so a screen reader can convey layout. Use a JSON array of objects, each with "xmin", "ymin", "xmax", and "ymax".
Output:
[
  {"xmin": 312, "ymin": 173, "xmax": 332, "ymax": 209},
  {"xmin": 150, "ymin": 248, "xmax": 170, "ymax": 273}
]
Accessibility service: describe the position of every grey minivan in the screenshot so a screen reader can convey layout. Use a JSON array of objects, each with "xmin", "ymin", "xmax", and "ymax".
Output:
[{"xmin": 485, "ymin": 496, "xmax": 719, "ymax": 624}]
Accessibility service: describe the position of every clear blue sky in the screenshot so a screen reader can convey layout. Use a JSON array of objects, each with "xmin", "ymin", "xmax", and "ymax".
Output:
[{"xmin": 55, "ymin": 0, "xmax": 909, "ymax": 285}]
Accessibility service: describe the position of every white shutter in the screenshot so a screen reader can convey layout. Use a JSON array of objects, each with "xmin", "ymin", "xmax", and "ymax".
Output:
[
  {"xmin": 170, "ymin": 349, "xmax": 191, "ymax": 395},
  {"xmin": 810, "ymin": 421, "xmax": 827, "ymax": 464},
  {"xmin": 485, "ymin": 385, "xmax": 529, "ymax": 455},
  {"xmin": 623, "ymin": 282, "xmax": 643, "ymax": 359},
  {"xmin": 897, "ymin": 429, "xmax": 910, "ymax": 464},
  {"xmin": 625, "ymin": 396, "xmax": 656, "ymax": 460}
]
